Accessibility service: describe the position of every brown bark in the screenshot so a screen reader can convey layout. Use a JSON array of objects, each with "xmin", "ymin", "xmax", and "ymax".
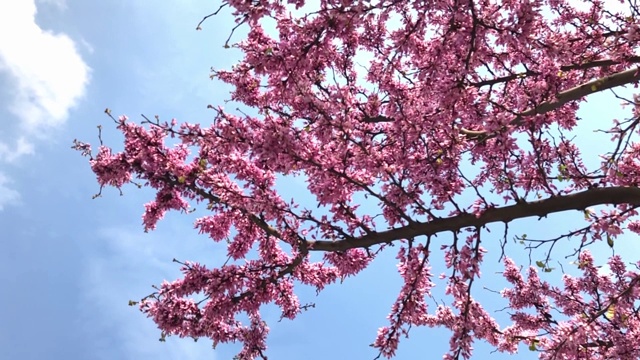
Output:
[
  {"xmin": 308, "ymin": 186, "xmax": 640, "ymax": 252},
  {"xmin": 462, "ymin": 67, "xmax": 640, "ymax": 138}
]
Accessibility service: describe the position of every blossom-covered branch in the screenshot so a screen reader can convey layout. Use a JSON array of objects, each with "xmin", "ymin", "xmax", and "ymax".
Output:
[
  {"xmin": 310, "ymin": 187, "xmax": 640, "ymax": 252},
  {"xmin": 77, "ymin": 0, "xmax": 640, "ymax": 359}
]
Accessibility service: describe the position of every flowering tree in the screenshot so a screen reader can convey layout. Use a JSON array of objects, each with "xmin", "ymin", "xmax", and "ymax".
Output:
[{"xmin": 75, "ymin": 0, "xmax": 640, "ymax": 359}]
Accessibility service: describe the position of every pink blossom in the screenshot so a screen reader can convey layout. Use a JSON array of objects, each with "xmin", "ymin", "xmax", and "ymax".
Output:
[{"xmin": 76, "ymin": 0, "xmax": 640, "ymax": 359}]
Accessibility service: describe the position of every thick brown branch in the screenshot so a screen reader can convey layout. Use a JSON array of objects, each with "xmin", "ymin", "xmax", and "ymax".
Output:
[
  {"xmin": 462, "ymin": 67, "xmax": 640, "ymax": 139},
  {"xmin": 470, "ymin": 57, "xmax": 640, "ymax": 88},
  {"xmin": 365, "ymin": 67, "xmax": 640, "ymax": 136},
  {"xmin": 523, "ymin": 67, "xmax": 640, "ymax": 120},
  {"xmin": 308, "ymin": 186, "xmax": 640, "ymax": 252}
]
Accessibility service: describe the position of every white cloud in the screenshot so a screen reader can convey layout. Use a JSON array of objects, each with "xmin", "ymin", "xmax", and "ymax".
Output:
[
  {"xmin": 0, "ymin": 172, "xmax": 20, "ymax": 210},
  {"xmin": 0, "ymin": 0, "xmax": 90, "ymax": 132},
  {"xmin": 0, "ymin": 0, "xmax": 90, "ymax": 209}
]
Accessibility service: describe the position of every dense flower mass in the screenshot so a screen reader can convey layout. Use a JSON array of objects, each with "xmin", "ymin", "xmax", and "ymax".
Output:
[{"xmin": 76, "ymin": 0, "xmax": 640, "ymax": 359}]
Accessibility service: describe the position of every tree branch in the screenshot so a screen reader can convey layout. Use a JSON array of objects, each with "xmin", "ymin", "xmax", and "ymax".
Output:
[
  {"xmin": 308, "ymin": 186, "xmax": 640, "ymax": 252},
  {"xmin": 462, "ymin": 67, "xmax": 640, "ymax": 139},
  {"xmin": 470, "ymin": 57, "xmax": 640, "ymax": 88},
  {"xmin": 364, "ymin": 67, "xmax": 640, "ymax": 138}
]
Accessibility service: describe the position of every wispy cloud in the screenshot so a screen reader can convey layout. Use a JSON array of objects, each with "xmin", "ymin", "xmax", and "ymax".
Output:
[
  {"xmin": 0, "ymin": 173, "xmax": 20, "ymax": 210},
  {"xmin": 36, "ymin": 0, "xmax": 68, "ymax": 11},
  {"xmin": 80, "ymin": 225, "xmax": 221, "ymax": 360},
  {"xmin": 0, "ymin": 137, "xmax": 34, "ymax": 163}
]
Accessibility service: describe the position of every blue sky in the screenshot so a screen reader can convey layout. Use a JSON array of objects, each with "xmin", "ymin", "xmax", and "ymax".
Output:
[{"xmin": 1, "ymin": 1, "xmax": 639, "ymax": 360}]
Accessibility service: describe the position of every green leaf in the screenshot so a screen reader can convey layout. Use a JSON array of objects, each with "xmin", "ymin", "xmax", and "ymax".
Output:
[
  {"xmin": 536, "ymin": 260, "xmax": 545, "ymax": 268},
  {"xmin": 607, "ymin": 235, "xmax": 614, "ymax": 248},
  {"xmin": 128, "ymin": 300, "xmax": 138, "ymax": 306},
  {"xmin": 605, "ymin": 305, "xmax": 615, "ymax": 320},
  {"xmin": 558, "ymin": 164, "xmax": 567, "ymax": 173}
]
